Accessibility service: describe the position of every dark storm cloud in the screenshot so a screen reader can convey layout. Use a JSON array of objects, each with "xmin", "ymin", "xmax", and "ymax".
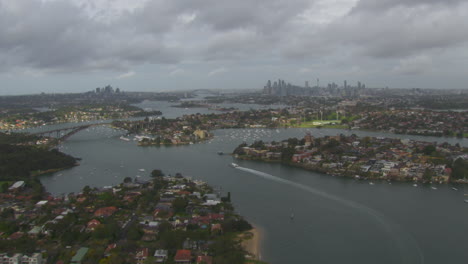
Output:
[
  {"xmin": 184, "ymin": 0, "xmax": 311, "ymax": 33},
  {"xmin": 337, "ymin": 0, "xmax": 468, "ymax": 58},
  {"xmin": 0, "ymin": 0, "xmax": 467, "ymax": 76},
  {"xmin": 282, "ymin": 0, "xmax": 468, "ymax": 62},
  {"xmin": 0, "ymin": 0, "xmax": 181, "ymax": 73},
  {"xmin": 0, "ymin": 0, "xmax": 314, "ymax": 73}
]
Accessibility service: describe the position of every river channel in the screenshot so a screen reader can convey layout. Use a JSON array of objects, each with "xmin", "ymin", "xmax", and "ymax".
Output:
[{"xmin": 37, "ymin": 101, "xmax": 468, "ymax": 264}]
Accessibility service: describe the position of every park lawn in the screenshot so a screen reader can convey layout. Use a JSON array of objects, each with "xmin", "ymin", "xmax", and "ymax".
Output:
[{"xmin": 291, "ymin": 120, "xmax": 345, "ymax": 128}]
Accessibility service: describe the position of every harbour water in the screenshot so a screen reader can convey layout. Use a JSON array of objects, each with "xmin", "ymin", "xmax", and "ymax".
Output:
[{"xmin": 38, "ymin": 102, "xmax": 468, "ymax": 264}]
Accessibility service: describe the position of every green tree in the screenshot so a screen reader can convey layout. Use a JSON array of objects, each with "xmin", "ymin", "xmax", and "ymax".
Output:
[
  {"xmin": 209, "ymin": 236, "xmax": 245, "ymax": 264},
  {"xmin": 422, "ymin": 145, "xmax": 436, "ymax": 155},
  {"xmin": 151, "ymin": 169, "xmax": 164, "ymax": 178},
  {"xmin": 172, "ymin": 197, "xmax": 188, "ymax": 213},
  {"xmin": 127, "ymin": 225, "xmax": 143, "ymax": 241},
  {"xmin": 123, "ymin": 177, "xmax": 133, "ymax": 183},
  {"xmin": 423, "ymin": 168, "xmax": 434, "ymax": 182},
  {"xmin": 452, "ymin": 158, "xmax": 468, "ymax": 179},
  {"xmin": 0, "ymin": 182, "xmax": 9, "ymax": 193}
]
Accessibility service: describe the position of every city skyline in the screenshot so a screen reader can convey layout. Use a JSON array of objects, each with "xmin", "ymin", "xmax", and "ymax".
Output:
[{"xmin": 1, "ymin": 0, "xmax": 468, "ymax": 95}]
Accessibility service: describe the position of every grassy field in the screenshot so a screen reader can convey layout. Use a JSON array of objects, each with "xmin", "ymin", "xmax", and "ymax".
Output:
[{"xmin": 289, "ymin": 120, "xmax": 347, "ymax": 129}]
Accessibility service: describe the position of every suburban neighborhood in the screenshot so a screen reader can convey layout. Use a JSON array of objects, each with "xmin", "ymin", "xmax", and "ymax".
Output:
[{"xmin": 0, "ymin": 171, "xmax": 255, "ymax": 263}]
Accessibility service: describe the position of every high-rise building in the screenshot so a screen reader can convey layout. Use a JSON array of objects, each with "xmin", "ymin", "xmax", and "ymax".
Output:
[
  {"xmin": 305, "ymin": 81, "xmax": 309, "ymax": 88},
  {"xmin": 344, "ymin": 80, "xmax": 347, "ymax": 89}
]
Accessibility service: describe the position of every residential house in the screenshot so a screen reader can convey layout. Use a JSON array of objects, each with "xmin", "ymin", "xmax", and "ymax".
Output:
[
  {"xmin": 174, "ymin": 249, "xmax": 191, "ymax": 264},
  {"xmin": 21, "ymin": 253, "xmax": 42, "ymax": 264},
  {"xmin": 94, "ymin": 206, "xmax": 118, "ymax": 217},
  {"xmin": 135, "ymin": 248, "xmax": 149, "ymax": 264},
  {"xmin": 154, "ymin": 249, "xmax": 168, "ymax": 263},
  {"xmin": 86, "ymin": 219, "xmax": 101, "ymax": 232},
  {"xmin": 70, "ymin": 248, "xmax": 89, "ymax": 264},
  {"xmin": 8, "ymin": 181, "xmax": 25, "ymax": 192}
]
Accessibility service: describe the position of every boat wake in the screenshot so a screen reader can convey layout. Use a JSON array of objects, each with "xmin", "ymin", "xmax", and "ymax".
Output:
[{"xmin": 235, "ymin": 165, "xmax": 425, "ymax": 264}]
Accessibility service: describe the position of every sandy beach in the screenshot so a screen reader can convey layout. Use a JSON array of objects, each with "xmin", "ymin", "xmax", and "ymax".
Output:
[{"xmin": 241, "ymin": 225, "xmax": 263, "ymax": 261}]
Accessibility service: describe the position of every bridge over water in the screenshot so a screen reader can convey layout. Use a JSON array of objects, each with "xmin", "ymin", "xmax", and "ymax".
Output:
[{"xmin": 32, "ymin": 122, "xmax": 112, "ymax": 141}]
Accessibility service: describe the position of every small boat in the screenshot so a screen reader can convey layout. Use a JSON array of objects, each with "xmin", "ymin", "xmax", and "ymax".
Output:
[
  {"xmin": 452, "ymin": 187, "xmax": 458, "ymax": 191},
  {"xmin": 120, "ymin": 136, "xmax": 130, "ymax": 141},
  {"xmin": 369, "ymin": 182, "xmax": 374, "ymax": 185},
  {"xmin": 413, "ymin": 184, "xmax": 418, "ymax": 187},
  {"xmin": 217, "ymin": 151, "xmax": 224, "ymax": 155},
  {"xmin": 431, "ymin": 187, "xmax": 438, "ymax": 190},
  {"xmin": 139, "ymin": 169, "xmax": 145, "ymax": 172},
  {"xmin": 230, "ymin": 163, "xmax": 239, "ymax": 168},
  {"xmin": 464, "ymin": 200, "xmax": 468, "ymax": 203}
]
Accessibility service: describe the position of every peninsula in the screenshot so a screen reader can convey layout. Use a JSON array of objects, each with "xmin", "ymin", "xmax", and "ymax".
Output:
[{"xmin": 233, "ymin": 133, "xmax": 468, "ymax": 183}]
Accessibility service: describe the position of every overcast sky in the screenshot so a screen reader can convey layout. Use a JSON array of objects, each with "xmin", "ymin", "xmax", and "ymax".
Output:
[{"xmin": 1, "ymin": 0, "xmax": 468, "ymax": 95}]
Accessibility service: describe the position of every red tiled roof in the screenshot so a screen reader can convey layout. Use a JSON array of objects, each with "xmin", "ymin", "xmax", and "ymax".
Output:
[
  {"xmin": 174, "ymin": 249, "xmax": 191, "ymax": 261},
  {"xmin": 105, "ymin": 243, "xmax": 117, "ymax": 252},
  {"xmin": 8, "ymin": 232, "xmax": 24, "ymax": 240},
  {"xmin": 87, "ymin": 219, "xmax": 101, "ymax": 229},
  {"xmin": 94, "ymin": 206, "xmax": 118, "ymax": 217}
]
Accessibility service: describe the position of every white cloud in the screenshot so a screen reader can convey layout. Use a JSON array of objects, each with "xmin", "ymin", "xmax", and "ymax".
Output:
[
  {"xmin": 116, "ymin": 71, "xmax": 136, "ymax": 79},
  {"xmin": 169, "ymin": 68, "xmax": 185, "ymax": 76},
  {"xmin": 208, "ymin": 67, "xmax": 228, "ymax": 77}
]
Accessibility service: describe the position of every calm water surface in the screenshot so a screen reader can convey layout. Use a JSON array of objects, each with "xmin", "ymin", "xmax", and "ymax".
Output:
[{"xmin": 37, "ymin": 102, "xmax": 468, "ymax": 264}]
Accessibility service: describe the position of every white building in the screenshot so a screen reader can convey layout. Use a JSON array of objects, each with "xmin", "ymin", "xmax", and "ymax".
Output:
[{"xmin": 0, "ymin": 253, "xmax": 43, "ymax": 264}]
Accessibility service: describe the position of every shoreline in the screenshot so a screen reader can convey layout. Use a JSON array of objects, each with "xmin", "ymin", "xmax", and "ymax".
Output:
[
  {"xmin": 234, "ymin": 154, "xmax": 457, "ymax": 185},
  {"xmin": 242, "ymin": 224, "xmax": 264, "ymax": 262}
]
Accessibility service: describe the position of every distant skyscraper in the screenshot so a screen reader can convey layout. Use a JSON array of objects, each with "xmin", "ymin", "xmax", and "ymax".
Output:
[
  {"xmin": 344, "ymin": 80, "xmax": 347, "ymax": 89},
  {"xmin": 305, "ymin": 81, "xmax": 309, "ymax": 88},
  {"xmin": 267, "ymin": 80, "xmax": 271, "ymax": 88}
]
